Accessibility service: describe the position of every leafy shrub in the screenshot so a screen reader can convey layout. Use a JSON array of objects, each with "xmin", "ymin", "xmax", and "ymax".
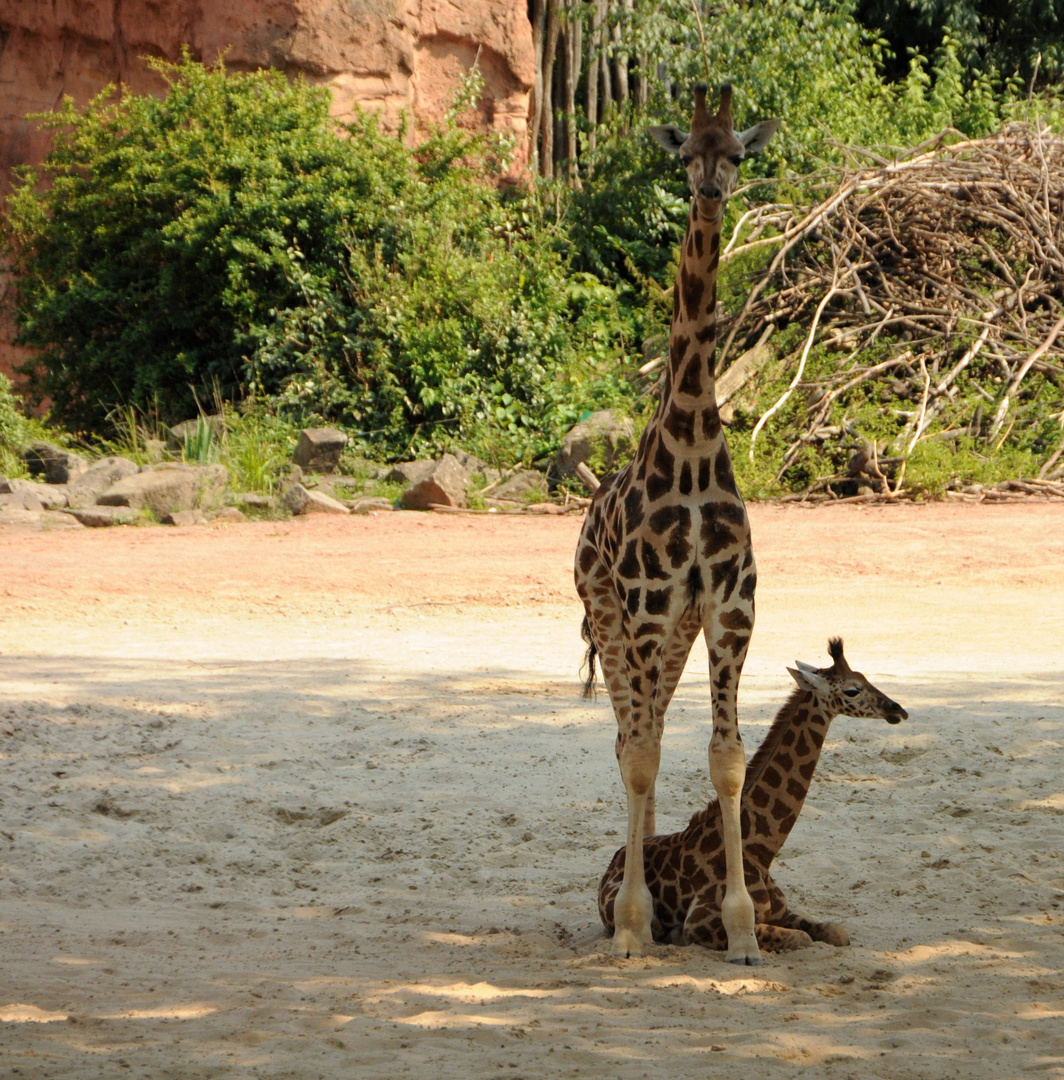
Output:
[
  {"xmin": 4, "ymin": 56, "xmax": 640, "ymax": 460},
  {"xmin": 0, "ymin": 373, "xmax": 56, "ymax": 477},
  {"xmin": 4, "ymin": 53, "xmax": 414, "ymax": 432}
]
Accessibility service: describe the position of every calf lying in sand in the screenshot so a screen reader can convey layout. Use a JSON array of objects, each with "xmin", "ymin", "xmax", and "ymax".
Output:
[{"xmin": 599, "ymin": 639, "xmax": 907, "ymax": 952}]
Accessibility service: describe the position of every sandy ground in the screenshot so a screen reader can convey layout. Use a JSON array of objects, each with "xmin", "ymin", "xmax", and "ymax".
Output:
[{"xmin": 0, "ymin": 503, "xmax": 1062, "ymax": 1079}]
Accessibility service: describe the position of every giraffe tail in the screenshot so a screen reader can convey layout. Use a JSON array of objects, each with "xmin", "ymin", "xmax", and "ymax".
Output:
[{"xmin": 580, "ymin": 616, "xmax": 598, "ymax": 699}]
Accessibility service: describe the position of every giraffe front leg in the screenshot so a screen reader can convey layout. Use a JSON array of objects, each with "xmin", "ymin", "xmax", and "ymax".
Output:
[
  {"xmin": 705, "ymin": 588, "xmax": 760, "ymax": 965},
  {"xmin": 611, "ymin": 731, "xmax": 660, "ymax": 957}
]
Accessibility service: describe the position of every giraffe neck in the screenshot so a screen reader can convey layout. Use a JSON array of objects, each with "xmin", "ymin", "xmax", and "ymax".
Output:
[
  {"xmin": 739, "ymin": 689, "xmax": 837, "ymax": 867},
  {"xmin": 655, "ymin": 199, "xmax": 724, "ymax": 454}
]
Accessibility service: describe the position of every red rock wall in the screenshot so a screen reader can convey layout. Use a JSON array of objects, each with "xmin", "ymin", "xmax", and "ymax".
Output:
[{"xmin": 0, "ymin": 0, "xmax": 535, "ymax": 387}]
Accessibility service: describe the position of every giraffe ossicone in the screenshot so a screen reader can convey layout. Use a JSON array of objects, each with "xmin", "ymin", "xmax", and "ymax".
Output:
[
  {"xmin": 598, "ymin": 639, "xmax": 908, "ymax": 951},
  {"xmin": 574, "ymin": 84, "xmax": 780, "ymax": 962}
]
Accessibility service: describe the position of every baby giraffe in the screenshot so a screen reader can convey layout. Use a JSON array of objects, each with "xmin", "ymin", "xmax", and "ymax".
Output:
[{"xmin": 599, "ymin": 638, "xmax": 907, "ymax": 952}]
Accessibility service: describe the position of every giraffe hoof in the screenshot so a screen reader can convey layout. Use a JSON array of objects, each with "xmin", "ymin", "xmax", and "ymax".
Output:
[
  {"xmin": 726, "ymin": 954, "xmax": 763, "ymax": 966},
  {"xmin": 611, "ymin": 927, "xmax": 651, "ymax": 959}
]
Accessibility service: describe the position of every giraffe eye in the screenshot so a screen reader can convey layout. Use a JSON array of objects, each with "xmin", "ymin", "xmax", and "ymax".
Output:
[
  {"xmin": 730, "ymin": 154, "xmax": 744, "ymax": 166},
  {"xmin": 680, "ymin": 154, "xmax": 693, "ymax": 167},
  {"xmin": 842, "ymin": 687, "xmax": 861, "ymax": 698}
]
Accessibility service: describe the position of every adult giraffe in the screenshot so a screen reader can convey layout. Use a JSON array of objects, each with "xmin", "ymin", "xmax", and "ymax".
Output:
[{"xmin": 575, "ymin": 84, "xmax": 780, "ymax": 962}]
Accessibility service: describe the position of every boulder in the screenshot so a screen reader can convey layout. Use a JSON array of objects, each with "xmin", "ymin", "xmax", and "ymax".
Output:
[
  {"xmin": 293, "ymin": 428, "xmax": 348, "ymax": 473},
  {"xmin": 24, "ymin": 441, "xmax": 88, "ymax": 484},
  {"xmin": 0, "ymin": 477, "xmax": 69, "ymax": 509},
  {"xmin": 0, "ymin": 488, "xmax": 43, "ymax": 513},
  {"xmin": 66, "ymin": 457, "xmax": 139, "ymax": 508},
  {"xmin": 386, "ymin": 459, "xmax": 438, "ymax": 486},
  {"xmin": 0, "ymin": 505, "xmax": 84, "ymax": 530},
  {"xmin": 282, "ymin": 483, "xmax": 350, "ymax": 516},
  {"xmin": 96, "ymin": 463, "xmax": 227, "ymax": 517},
  {"xmin": 554, "ymin": 410, "xmax": 635, "ymax": 479},
  {"xmin": 209, "ymin": 507, "xmax": 246, "ymax": 524},
  {"xmin": 349, "ymin": 496, "xmax": 395, "ymax": 515},
  {"xmin": 166, "ymin": 415, "xmax": 225, "ymax": 452},
  {"xmin": 399, "ymin": 454, "xmax": 470, "ymax": 510},
  {"xmin": 161, "ymin": 509, "xmax": 208, "ymax": 526},
  {"xmin": 489, "ymin": 469, "xmax": 548, "ymax": 503},
  {"xmin": 232, "ymin": 493, "xmax": 276, "ymax": 511},
  {"xmin": 64, "ymin": 506, "xmax": 135, "ymax": 527}
]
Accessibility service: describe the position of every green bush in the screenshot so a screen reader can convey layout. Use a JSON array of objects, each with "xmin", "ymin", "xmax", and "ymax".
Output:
[
  {"xmin": 0, "ymin": 373, "xmax": 55, "ymax": 478},
  {"xmin": 4, "ymin": 55, "xmax": 640, "ymax": 459},
  {"xmin": 5, "ymin": 52, "xmax": 376, "ymax": 432}
]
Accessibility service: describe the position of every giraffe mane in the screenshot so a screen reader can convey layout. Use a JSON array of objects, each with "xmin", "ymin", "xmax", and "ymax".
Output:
[
  {"xmin": 682, "ymin": 686, "xmax": 810, "ymax": 833},
  {"xmin": 741, "ymin": 686, "xmax": 809, "ymax": 796}
]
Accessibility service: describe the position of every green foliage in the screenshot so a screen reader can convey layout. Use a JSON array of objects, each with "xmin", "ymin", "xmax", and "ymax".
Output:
[
  {"xmin": 0, "ymin": 373, "xmax": 55, "ymax": 477},
  {"xmin": 5, "ymin": 52, "xmax": 398, "ymax": 431},
  {"xmin": 854, "ymin": 0, "xmax": 1064, "ymax": 83}
]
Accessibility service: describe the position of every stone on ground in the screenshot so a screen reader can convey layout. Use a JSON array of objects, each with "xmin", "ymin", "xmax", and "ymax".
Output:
[
  {"xmin": 293, "ymin": 428, "xmax": 348, "ymax": 473},
  {"xmin": 0, "ymin": 489, "xmax": 44, "ymax": 513},
  {"xmin": 489, "ymin": 469, "xmax": 548, "ymax": 503},
  {"xmin": 0, "ymin": 479, "xmax": 70, "ymax": 510},
  {"xmin": 209, "ymin": 507, "xmax": 246, "ymax": 524},
  {"xmin": 386, "ymin": 460, "xmax": 437, "ymax": 486},
  {"xmin": 349, "ymin": 497, "xmax": 394, "ymax": 515},
  {"xmin": 66, "ymin": 457, "xmax": 139, "ymax": 507},
  {"xmin": 554, "ymin": 409, "xmax": 634, "ymax": 479},
  {"xmin": 24, "ymin": 441, "xmax": 88, "ymax": 484},
  {"xmin": 282, "ymin": 483, "xmax": 350, "ymax": 516},
  {"xmin": 165, "ymin": 416, "xmax": 224, "ymax": 452},
  {"xmin": 399, "ymin": 454, "xmax": 470, "ymax": 510},
  {"xmin": 64, "ymin": 505, "xmax": 135, "ymax": 527},
  {"xmin": 96, "ymin": 463, "xmax": 227, "ymax": 517},
  {"xmin": 161, "ymin": 509, "xmax": 208, "ymax": 526}
]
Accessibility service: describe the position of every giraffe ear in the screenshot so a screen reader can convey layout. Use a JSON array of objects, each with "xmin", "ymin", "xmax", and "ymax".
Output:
[
  {"xmin": 794, "ymin": 659, "xmax": 819, "ymax": 673},
  {"xmin": 788, "ymin": 666, "xmax": 828, "ymax": 694},
  {"xmin": 738, "ymin": 118, "xmax": 781, "ymax": 154},
  {"xmin": 649, "ymin": 125, "xmax": 690, "ymax": 154}
]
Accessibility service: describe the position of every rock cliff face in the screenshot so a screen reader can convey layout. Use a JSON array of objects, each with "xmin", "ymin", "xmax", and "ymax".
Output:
[
  {"xmin": 0, "ymin": 1, "xmax": 533, "ymax": 190},
  {"xmin": 0, "ymin": 1, "xmax": 535, "ymax": 382}
]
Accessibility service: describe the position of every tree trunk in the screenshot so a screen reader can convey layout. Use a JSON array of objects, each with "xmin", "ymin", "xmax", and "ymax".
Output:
[
  {"xmin": 529, "ymin": 0, "xmax": 547, "ymax": 173},
  {"xmin": 540, "ymin": 0, "xmax": 562, "ymax": 178},
  {"xmin": 564, "ymin": 4, "xmax": 583, "ymax": 187},
  {"xmin": 587, "ymin": 0, "xmax": 606, "ymax": 151},
  {"xmin": 611, "ymin": 0, "xmax": 630, "ymax": 108}
]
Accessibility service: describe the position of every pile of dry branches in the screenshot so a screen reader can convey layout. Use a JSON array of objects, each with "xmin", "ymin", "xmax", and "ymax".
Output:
[{"xmin": 716, "ymin": 122, "xmax": 1064, "ymax": 501}]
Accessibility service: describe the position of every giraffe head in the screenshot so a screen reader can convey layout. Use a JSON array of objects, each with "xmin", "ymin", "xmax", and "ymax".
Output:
[
  {"xmin": 787, "ymin": 638, "xmax": 908, "ymax": 725},
  {"xmin": 649, "ymin": 84, "xmax": 781, "ymax": 221}
]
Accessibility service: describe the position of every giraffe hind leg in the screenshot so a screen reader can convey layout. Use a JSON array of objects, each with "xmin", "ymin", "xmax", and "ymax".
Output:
[{"xmin": 779, "ymin": 910, "xmax": 850, "ymax": 947}]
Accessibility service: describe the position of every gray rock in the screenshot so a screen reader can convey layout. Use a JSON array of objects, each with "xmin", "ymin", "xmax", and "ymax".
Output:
[
  {"xmin": 349, "ymin": 496, "xmax": 395, "ymax": 514},
  {"xmin": 65, "ymin": 456, "xmax": 139, "ymax": 508},
  {"xmin": 0, "ymin": 478, "xmax": 69, "ymax": 509},
  {"xmin": 0, "ymin": 489, "xmax": 44, "ymax": 513},
  {"xmin": 166, "ymin": 415, "xmax": 224, "ymax": 452},
  {"xmin": 64, "ymin": 505, "xmax": 135, "ymax": 527},
  {"xmin": 209, "ymin": 507, "xmax": 246, "ymax": 524},
  {"xmin": 0, "ymin": 505, "xmax": 84, "ymax": 530},
  {"xmin": 161, "ymin": 509, "xmax": 208, "ymax": 526},
  {"xmin": 231, "ymin": 492, "xmax": 276, "ymax": 511},
  {"xmin": 400, "ymin": 454, "xmax": 470, "ymax": 510},
  {"xmin": 386, "ymin": 459, "xmax": 438, "ymax": 485},
  {"xmin": 281, "ymin": 483, "xmax": 310, "ymax": 515},
  {"xmin": 293, "ymin": 427, "xmax": 348, "ymax": 473},
  {"xmin": 490, "ymin": 469, "xmax": 548, "ymax": 503},
  {"xmin": 96, "ymin": 463, "xmax": 227, "ymax": 517},
  {"xmin": 282, "ymin": 483, "xmax": 350, "ymax": 516},
  {"xmin": 554, "ymin": 410, "xmax": 635, "ymax": 479},
  {"xmin": 24, "ymin": 441, "xmax": 89, "ymax": 484}
]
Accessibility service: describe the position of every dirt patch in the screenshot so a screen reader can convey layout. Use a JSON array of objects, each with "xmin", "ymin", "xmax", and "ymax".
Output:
[{"xmin": 0, "ymin": 504, "xmax": 1062, "ymax": 1078}]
